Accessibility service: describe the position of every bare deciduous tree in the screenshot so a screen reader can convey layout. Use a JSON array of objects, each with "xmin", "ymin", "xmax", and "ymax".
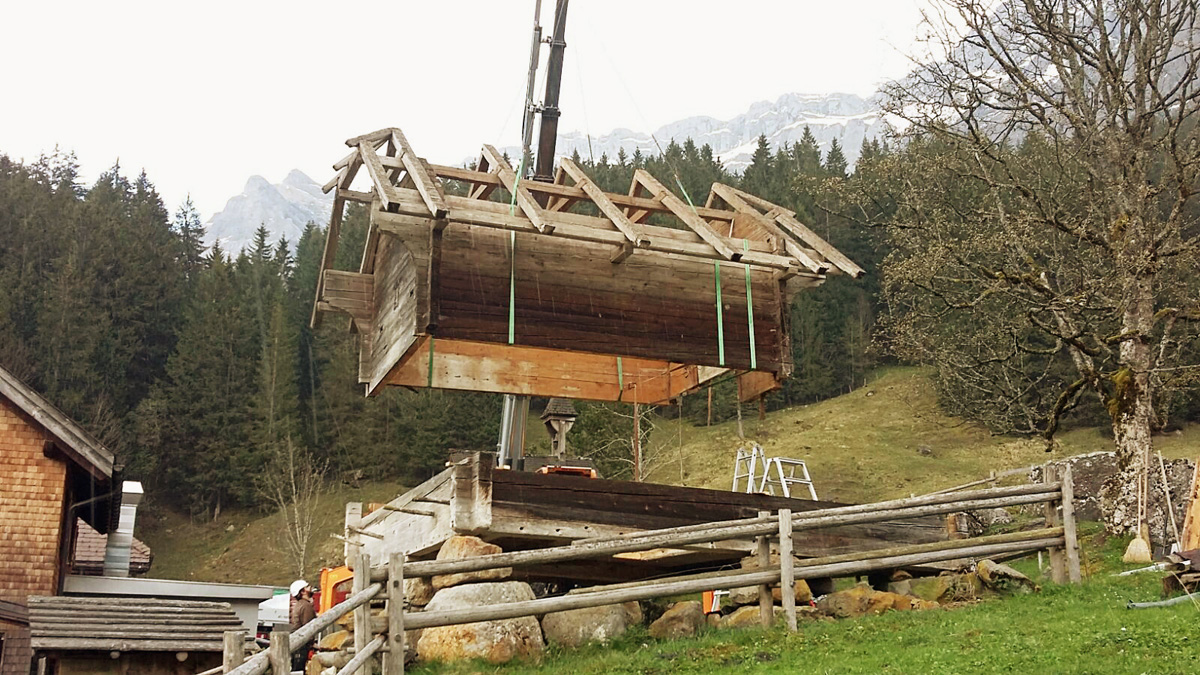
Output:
[
  {"xmin": 258, "ymin": 438, "xmax": 327, "ymax": 579},
  {"xmin": 867, "ymin": 0, "xmax": 1200, "ymax": 532}
]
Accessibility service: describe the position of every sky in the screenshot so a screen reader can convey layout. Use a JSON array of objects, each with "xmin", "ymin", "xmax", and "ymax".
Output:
[{"xmin": 0, "ymin": 0, "xmax": 928, "ymax": 220}]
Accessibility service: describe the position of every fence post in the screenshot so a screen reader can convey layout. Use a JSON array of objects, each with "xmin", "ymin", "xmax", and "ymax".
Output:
[
  {"xmin": 355, "ymin": 552, "xmax": 372, "ymax": 666},
  {"xmin": 1061, "ymin": 465, "xmax": 1082, "ymax": 583},
  {"xmin": 268, "ymin": 629, "xmax": 290, "ymax": 674},
  {"xmin": 1042, "ymin": 464, "xmax": 1066, "ymax": 583},
  {"xmin": 222, "ymin": 630, "xmax": 245, "ymax": 673},
  {"xmin": 386, "ymin": 552, "xmax": 406, "ymax": 675},
  {"xmin": 756, "ymin": 510, "xmax": 773, "ymax": 628},
  {"xmin": 777, "ymin": 508, "xmax": 797, "ymax": 632}
]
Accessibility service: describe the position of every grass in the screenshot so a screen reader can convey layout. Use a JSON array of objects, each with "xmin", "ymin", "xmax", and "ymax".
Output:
[{"xmin": 409, "ymin": 528, "xmax": 1200, "ymax": 674}]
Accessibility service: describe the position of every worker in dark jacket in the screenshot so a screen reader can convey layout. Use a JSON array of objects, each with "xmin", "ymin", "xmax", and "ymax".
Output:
[{"xmin": 289, "ymin": 579, "xmax": 317, "ymax": 671}]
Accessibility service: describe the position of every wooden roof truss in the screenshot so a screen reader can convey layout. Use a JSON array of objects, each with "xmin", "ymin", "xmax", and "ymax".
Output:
[{"xmin": 312, "ymin": 127, "xmax": 863, "ymax": 404}]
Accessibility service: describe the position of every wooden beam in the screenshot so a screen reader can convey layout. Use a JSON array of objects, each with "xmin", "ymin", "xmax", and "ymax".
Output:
[
  {"xmin": 359, "ymin": 142, "xmax": 398, "ymax": 210},
  {"xmin": 390, "ymin": 129, "xmax": 449, "ymax": 219},
  {"xmin": 633, "ymin": 169, "xmax": 738, "ymax": 260},
  {"xmin": 310, "ymin": 197, "xmax": 345, "ymax": 329},
  {"xmin": 381, "ymin": 337, "xmax": 711, "ymax": 404},
  {"xmin": 371, "ymin": 193, "xmax": 813, "ymax": 274},
  {"xmin": 561, "ymin": 158, "xmax": 650, "ymax": 250},
  {"xmin": 319, "ymin": 270, "xmax": 374, "ymax": 333},
  {"xmin": 710, "ymin": 183, "xmax": 829, "ymax": 274},
  {"xmin": 481, "ymin": 145, "xmax": 553, "ymax": 233}
]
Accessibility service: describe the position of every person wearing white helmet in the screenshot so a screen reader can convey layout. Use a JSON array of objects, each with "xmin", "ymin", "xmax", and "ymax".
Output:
[{"xmin": 289, "ymin": 579, "xmax": 316, "ymax": 671}]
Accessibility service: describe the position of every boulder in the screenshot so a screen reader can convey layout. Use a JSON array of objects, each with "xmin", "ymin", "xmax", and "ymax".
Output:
[
  {"xmin": 647, "ymin": 601, "xmax": 705, "ymax": 640},
  {"xmin": 815, "ymin": 583, "xmax": 935, "ymax": 619},
  {"xmin": 976, "ymin": 559, "xmax": 1039, "ymax": 594},
  {"xmin": 542, "ymin": 604, "xmax": 630, "ymax": 647},
  {"xmin": 622, "ymin": 601, "xmax": 644, "ymax": 626},
  {"xmin": 720, "ymin": 605, "xmax": 781, "ymax": 629},
  {"xmin": 907, "ymin": 573, "xmax": 983, "ymax": 603},
  {"xmin": 728, "ymin": 586, "xmax": 760, "ymax": 606},
  {"xmin": 432, "ymin": 536, "xmax": 512, "ymax": 589},
  {"xmin": 405, "ymin": 576, "xmax": 435, "ymax": 607},
  {"xmin": 772, "ymin": 579, "xmax": 813, "ymax": 604},
  {"xmin": 316, "ymin": 629, "xmax": 352, "ymax": 650},
  {"xmin": 416, "ymin": 581, "xmax": 544, "ymax": 664}
]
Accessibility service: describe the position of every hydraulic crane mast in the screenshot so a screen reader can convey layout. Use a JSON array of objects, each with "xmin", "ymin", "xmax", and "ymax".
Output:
[{"xmin": 497, "ymin": 0, "xmax": 570, "ymax": 468}]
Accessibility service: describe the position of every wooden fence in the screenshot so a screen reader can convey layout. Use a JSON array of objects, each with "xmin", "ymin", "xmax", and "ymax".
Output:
[{"xmin": 216, "ymin": 466, "xmax": 1080, "ymax": 675}]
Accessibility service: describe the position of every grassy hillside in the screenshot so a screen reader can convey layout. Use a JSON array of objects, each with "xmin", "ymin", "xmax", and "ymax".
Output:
[
  {"xmin": 137, "ymin": 367, "xmax": 1199, "ymax": 586},
  {"xmin": 138, "ymin": 480, "xmax": 407, "ymax": 587},
  {"xmin": 644, "ymin": 367, "xmax": 1199, "ymax": 503}
]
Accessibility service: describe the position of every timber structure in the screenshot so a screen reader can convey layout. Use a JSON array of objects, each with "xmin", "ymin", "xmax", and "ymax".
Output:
[
  {"xmin": 311, "ymin": 127, "xmax": 863, "ymax": 402},
  {"xmin": 344, "ymin": 453, "xmax": 947, "ymax": 585}
]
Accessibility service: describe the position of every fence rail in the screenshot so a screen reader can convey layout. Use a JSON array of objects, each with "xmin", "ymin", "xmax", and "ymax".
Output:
[{"xmin": 216, "ymin": 466, "xmax": 1080, "ymax": 675}]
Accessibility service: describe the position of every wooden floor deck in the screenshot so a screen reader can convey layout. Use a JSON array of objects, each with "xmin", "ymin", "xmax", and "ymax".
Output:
[{"xmin": 347, "ymin": 453, "xmax": 949, "ymax": 585}]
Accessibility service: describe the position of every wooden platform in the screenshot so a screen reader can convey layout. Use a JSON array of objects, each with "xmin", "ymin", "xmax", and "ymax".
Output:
[
  {"xmin": 312, "ymin": 127, "xmax": 863, "ymax": 403},
  {"xmin": 347, "ymin": 454, "xmax": 948, "ymax": 585}
]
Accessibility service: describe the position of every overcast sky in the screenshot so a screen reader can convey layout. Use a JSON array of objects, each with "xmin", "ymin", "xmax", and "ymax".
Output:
[{"xmin": 0, "ymin": 1, "xmax": 927, "ymax": 220}]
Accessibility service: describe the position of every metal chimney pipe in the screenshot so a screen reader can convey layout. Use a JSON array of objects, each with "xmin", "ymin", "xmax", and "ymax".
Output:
[{"xmin": 103, "ymin": 481, "xmax": 143, "ymax": 577}]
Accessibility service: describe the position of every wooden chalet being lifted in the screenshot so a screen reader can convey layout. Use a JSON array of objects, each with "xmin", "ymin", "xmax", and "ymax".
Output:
[{"xmin": 311, "ymin": 127, "xmax": 863, "ymax": 404}]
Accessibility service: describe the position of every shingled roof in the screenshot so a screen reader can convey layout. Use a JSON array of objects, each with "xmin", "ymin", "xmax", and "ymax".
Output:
[
  {"xmin": 541, "ymin": 397, "xmax": 577, "ymax": 419},
  {"xmin": 72, "ymin": 519, "xmax": 152, "ymax": 576},
  {"xmin": 29, "ymin": 596, "xmax": 242, "ymax": 652},
  {"xmin": 0, "ymin": 365, "xmax": 114, "ymax": 480}
]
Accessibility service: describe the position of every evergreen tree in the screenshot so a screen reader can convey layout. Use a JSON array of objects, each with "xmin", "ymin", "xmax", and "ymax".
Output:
[{"xmin": 824, "ymin": 138, "xmax": 848, "ymax": 178}]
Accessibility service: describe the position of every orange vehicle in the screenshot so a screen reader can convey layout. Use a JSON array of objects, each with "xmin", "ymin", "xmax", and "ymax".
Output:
[{"xmin": 316, "ymin": 565, "xmax": 355, "ymax": 614}]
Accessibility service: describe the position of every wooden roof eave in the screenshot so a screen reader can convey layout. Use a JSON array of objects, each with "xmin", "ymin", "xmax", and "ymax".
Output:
[{"xmin": 0, "ymin": 366, "xmax": 114, "ymax": 481}]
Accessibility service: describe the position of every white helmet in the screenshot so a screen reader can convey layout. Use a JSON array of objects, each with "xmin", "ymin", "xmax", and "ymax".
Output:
[{"xmin": 290, "ymin": 579, "xmax": 310, "ymax": 597}]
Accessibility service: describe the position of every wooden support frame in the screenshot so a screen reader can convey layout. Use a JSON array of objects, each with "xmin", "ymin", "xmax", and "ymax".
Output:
[
  {"xmin": 777, "ymin": 508, "xmax": 797, "ymax": 631},
  {"xmin": 560, "ymin": 157, "xmax": 650, "ymax": 256},
  {"xmin": 632, "ymin": 169, "xmax": 739, "ymax": 260},
  {"xmin": 385, "ymin": 552, "xmax": 405, "ymax": 675},
  {"xmin": 756, "ymin": 510, "xmax": 773, "ymax": 628},
  {"xmin": 481, "ymin": 144, "xmax": 554, "ymax": 233},
  {"xmin": 379, "ymin": 336, "xmax": 721, "ymax": 403},
  {"xmin": 390, "ymin": 129, "xmax": 449, "ymax": 220},
  {"xmin": 710, "ymin": 183, "xmax": 828, "ymax": 274}
]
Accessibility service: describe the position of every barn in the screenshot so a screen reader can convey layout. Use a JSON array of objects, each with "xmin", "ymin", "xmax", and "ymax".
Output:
[{"xmin": 0, "ymin": 365, "xmax": 117, "ymax": 674}]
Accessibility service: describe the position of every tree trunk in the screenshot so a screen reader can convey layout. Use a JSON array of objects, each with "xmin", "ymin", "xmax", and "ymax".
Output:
[{"xmin": 1102, "ymin": 273, "xmax": 1156, "ymax": 535}]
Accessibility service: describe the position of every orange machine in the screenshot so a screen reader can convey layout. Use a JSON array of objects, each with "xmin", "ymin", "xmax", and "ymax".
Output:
[{"xmin": 316, "ymin": 565, "xmax": 354, "ymax": 614}]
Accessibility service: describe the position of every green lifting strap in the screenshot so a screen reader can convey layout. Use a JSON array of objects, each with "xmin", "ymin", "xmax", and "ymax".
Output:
[
  {"xmin": 617, "ymin": 356, "xmax": 624, "ymax": 401},
  {"xmin": 674, "ymin": 176, "xmax": 726, "ymax": 367},
  {"xmin": 508, "ymin": 231, "xmax": 516, "ymax": 345},
  {"xmin": 427, "ymin": 336, "xmax": 435, "ymax": 388},
  {"xmin": 743, "ymin": 240, "xmax": 757, "ymax": 370},
  {"xmin": 507, "ymin": 157, "xmax": 524, "ymax": 345}
]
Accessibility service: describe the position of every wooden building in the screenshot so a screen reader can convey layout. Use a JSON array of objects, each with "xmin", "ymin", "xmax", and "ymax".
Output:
[
  {"xmin": 346, "ymin": 453, "xmax": 947, "ymax": 585},
  {"xmin": 28, "ymin": 596, "xmax": 241, "ymax": 675},
  {"xmin": 312, "ymin": 128, "xmax": 863, "ymax": 404},
  {"xmin": 0, "ymin": 365, "xmax": 116, "ymax": 674}
]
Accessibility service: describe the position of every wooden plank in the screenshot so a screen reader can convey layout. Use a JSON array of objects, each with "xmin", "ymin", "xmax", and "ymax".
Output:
[
  {"xmin": 321, "ymin": 270, "xmax": 374, "ymax": 332},
  {"xmin": 481, "ymin": 144, "xmax": 553, "ymax": 233},
  {"xmin": 560, "ymin": 158, "xmax": 650, "ymax": 249},
  {"xmin": 223, "ymin": 630, "xmax": 246, "ymax": 673},
  {"xmin": 359, "ymin": 142, "xmax": 398, "ymax": 209},
  {"xmin": 450, "ymin": 453, "xmax": 493, "ymax": 533},
  {"xmin": 1043, "ymin": 464, "xmax": 1067, "ymax": 584},
  {"xmin": 633, "ymin": 169, "xmax": 737, "ymax": 260},
  {"xmin": 386, "ymin": 552, "xmax": 405, "ymax": 675},
  {"xmin": 1181, "ymin": 457, "xmax": 1200, "ymax": 551},
  {"xmin": 427, "ymin": 163, "xmax": 738, "ymax": 221},
  {"xmin": 354, "ymin": 553, "xmax": 370, "ymax": 660},
  {"xmin": 778, "ymin": 509, "xmax": 797, "ymax": 631},
  {"xmin": 772, "ymin": 211, "xmax": 865, "ymax": 278},
  {"xmin": 1061, "ymin": 465, "xmax": 1082, "ymax": 584},
  {"xmin": 370, "ymin": 190, "xmax": 810, "ymax": 272},
  {"xmin": 338, "ymin": 635, "xmax": 385, "ymax": 675},
  {"xmin": 268, "ymin": 630, "xmax": 290, "ymax": 674},
  {"xmin": 710, "ymin": 183, "xmax": 829, "ymax": 274},
  {"xmin": 365, "ymin": 232, "xmax": 421, "ymax": 394},
  {"xmin": 390, "ymin": 129, "xmax": 449, "ymax": 219},
  {"xmin": 737, "ymin": 371, "xmax": 781, "ymax": 402},
  {"xmin": 756, "ymin": 510, "xmax": 772, "ymax": 628},
  {"xmin": 382, "ymin": 337, "xmax": 709, "ymax": 404}
]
